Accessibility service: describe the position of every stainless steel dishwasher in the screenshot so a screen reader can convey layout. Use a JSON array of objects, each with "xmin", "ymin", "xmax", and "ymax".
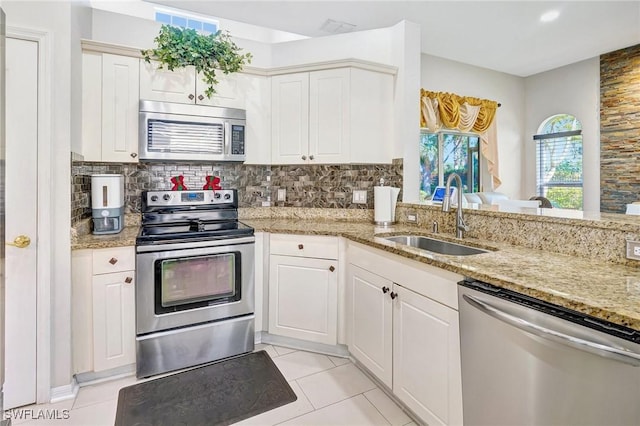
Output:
[{"xmin": 458, "ymin": 278, "xmax": 640, "ymax": 426}]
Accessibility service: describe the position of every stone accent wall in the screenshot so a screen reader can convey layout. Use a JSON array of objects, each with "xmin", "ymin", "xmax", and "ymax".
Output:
[
  {"xmin": 600, "ymin": 44, "xmax": 640, "ymax": 213},
  {"xmin": 71, "ymin": 160, "xmax": 402, "ymax": 225}
]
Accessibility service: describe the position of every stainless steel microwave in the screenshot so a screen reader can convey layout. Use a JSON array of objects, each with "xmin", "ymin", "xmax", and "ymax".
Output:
[{"xmin": 139, "ymin": 100, "xmax": 246, "ymax": 162}]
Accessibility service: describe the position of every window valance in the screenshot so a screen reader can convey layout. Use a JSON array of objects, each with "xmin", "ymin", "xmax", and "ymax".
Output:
[{"xmin": 420, "ymin": 90, "xmax": 501, "ymax": 188}]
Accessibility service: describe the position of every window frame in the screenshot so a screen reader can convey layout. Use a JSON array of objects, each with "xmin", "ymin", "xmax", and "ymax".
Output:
[{"xmin": 419, "ymin": 129, "xmax": 482, "ymax": 201}]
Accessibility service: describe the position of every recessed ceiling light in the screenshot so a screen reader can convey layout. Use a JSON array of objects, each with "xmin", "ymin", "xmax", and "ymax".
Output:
[{"xmin": 540, "ymin": 10, "xmax": 560, "ymax": 23}]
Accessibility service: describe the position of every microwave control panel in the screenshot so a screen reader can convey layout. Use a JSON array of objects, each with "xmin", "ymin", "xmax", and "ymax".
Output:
[{"xmin": 231, "ymin": 125, "xmax": 245, "ymax": 155}]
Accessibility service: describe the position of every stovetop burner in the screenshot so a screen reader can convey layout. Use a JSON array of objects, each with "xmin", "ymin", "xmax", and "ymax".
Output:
[{"xmin": 136, "ymin": 189, "xmax": 254, "ymax": 246}]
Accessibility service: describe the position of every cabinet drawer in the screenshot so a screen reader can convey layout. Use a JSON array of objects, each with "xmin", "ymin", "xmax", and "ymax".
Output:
[
  {"xmin": 270, "ymin": 234, "xmax": 338, "ymax": 259},
  {"xmin": 92, "ymin": 246, "xmax": 135, "ymax": 275}
]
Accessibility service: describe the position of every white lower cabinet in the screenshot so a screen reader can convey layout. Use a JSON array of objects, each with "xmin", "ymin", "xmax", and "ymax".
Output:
[
  {"xmin": 347, "ymin": 242, "xmax": 463, "ymax": 426},
  {"xmin": 268, "ymin": 234, "xmax": 339, "ymax": 345},
  {"xmin": 72, "ymin": 246, "xmax": 136, "ymax": 374}
]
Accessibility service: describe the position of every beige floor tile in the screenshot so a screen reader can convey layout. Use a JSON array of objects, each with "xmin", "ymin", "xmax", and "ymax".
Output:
[
  {"xmin": 279, "ymin": 394, "xmax": 390, "ymax": 425},
  {"xmin": 4, "ymin": 399, "xmax": 74, "ymax": 426},
  {"xmin": 273, "ymin": 345, "xmax": 297, "ymax": 356},
  {"xmin": 254, "ymin": 343, "xmax": 279, "ymax": 359},
  {"xmin": 19, "ymin": 399, "xmax": 117, "ymax": 426},
  {"xmin": 328, "ymin": 355, "xmax": 351, "ymax": 367},
  {"xmin": 296, "ymin": 363, "xmax": 377, "ymax": 409},
  {"xmin": 232, "ymin": 381, "xmax": 314, "ymax": 425},
  {"xmin": 272, "ymin": 350, "xmax": 335, "ymax": 381},
  {"xmin": 364, "ymin": 388, "xmax": 412, "ymax": 426},
  {"xmin": 72, "ymin": 376, "xmax": 136, "ymax": 409}
]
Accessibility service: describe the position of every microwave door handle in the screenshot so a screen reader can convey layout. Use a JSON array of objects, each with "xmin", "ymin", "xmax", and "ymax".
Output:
[{"xmin": 224, "ymin": 121, "xmax": 230, "ymax": 155}]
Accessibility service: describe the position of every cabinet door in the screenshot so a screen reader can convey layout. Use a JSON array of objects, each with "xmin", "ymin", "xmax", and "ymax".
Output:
[
  {"xmin": 393, "ymin": 285, "xmax": 463, "ymax": 426},
  {"xmin": 139, "ymin": 60, "xmax": 196, "ymax": 104},
  {"xmin": 271, "ymin": 73, "xmax": 309, "ymax": 164},
  {"xmin": 101, "ymin": 54, "xmax": 140, "ymax": 162},
  {"xmin": 347, "ymin": 264, "xmax": 393, "ymax": 387},
  {"xmin": 268, "ymin": 254, "xmax": 338, "ymax": 344},
  {"xmin": 81, "ymin": 52, "xmax": 102, "ymax": 161},
  {"xmin": 92, "ymin": 271, "xmax": 136, "ymax": 372},
  {"xmin": 196, "ymin": 72, "xmax": 245, "ymax": 108},
  {"xmin": 243, "ymin": 74, "xmax": 271, "ymax": 164},
  {"xmin": 309, "ymin": 68, "xmax": 350, "ymax": 164},
  {"xmin": 350, "ymin": 68, "xmax": 394, "ymax": 163}
]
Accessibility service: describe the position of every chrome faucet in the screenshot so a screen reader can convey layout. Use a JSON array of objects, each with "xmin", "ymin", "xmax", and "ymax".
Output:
[{"xmin": 442, "ymin": 173, "xmax": 469, "ymax": 238}]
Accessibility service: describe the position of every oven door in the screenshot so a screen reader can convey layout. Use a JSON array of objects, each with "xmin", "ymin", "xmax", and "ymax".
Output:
[{"xmin": 136, "ymin": 236, "xmax": 254, "ymax": 335}]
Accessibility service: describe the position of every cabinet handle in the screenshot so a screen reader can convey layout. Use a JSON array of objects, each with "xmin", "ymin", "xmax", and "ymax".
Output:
[
  {"xmin": 130, "ymin": 152, "xmax": 137, "ymax": 158},
  {"xmin": 301, "ymin": 155, "xmax": 307, "ymax": 161},
  {"xmin": 329, "ymin": 265, "xmax": 335, "ymax": 272},
  {"xmin": 390, "ymin": 292, "xmax": 398, "ymax": 300},
  {"xmin": 309, "ymin": 155, "xmax": 315, "ymax": 160},
  {"xmin": 109, "ymin": 257, "xmax": 118, "ymax": 265},
  {"xmin": 198, "ymin": 94, "xmax": 204, "ymax": 101},
  {"xmin": 298, "ymin": 244, "xmax": 304, "ymax": 250},
  {"xmin": 188, "ymin": 94, "xmax": 195, "ymax": 100},
  {"xmin": 124, "ymin": 277, "xmax": 133, "ymax": 284},
  {"xmin": 381, "ymin": 286, "xmax": 389, "ymax": 294}
]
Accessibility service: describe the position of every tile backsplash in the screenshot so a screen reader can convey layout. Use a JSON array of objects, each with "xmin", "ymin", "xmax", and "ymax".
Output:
[{"xmin": 71, "ymin": 160, "xmax": 403, "ymax": 225}]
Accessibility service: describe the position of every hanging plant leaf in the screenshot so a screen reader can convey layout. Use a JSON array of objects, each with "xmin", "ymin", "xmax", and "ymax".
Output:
[{"xmin": 141, "ymin": 25, "xmax": 252, "ymax": 98}]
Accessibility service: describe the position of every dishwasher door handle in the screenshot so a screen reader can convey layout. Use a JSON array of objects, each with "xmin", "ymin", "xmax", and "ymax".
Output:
[{"xmin": 463, "ymin": 294, "xmax": 640, "ymax": 367}]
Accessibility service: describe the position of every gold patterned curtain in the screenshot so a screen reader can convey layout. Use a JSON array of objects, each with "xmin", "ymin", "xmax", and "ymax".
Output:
[{"xmin": 420, "ymin": 90, "xmax": 501, "ymax": 188}]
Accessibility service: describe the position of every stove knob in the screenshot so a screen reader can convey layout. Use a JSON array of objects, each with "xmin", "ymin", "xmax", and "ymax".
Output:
[
  {"xmin": 163, "ymin": 194, "xmax": 171, "ymax": 201},
  {"xmin": 150, "ymin": 195, "xmax": 158, "ymax": 202},
  {"xmin": 224, "ymin": 193, "xmax": 231, "ymax": 200},
  {"xmin": 214, "ymin": 193, "xmax": 221, "ymax": 199}
]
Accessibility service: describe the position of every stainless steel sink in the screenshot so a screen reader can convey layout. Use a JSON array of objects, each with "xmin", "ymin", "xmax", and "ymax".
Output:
[{"xmin": 383, "ymin": 235, "xmax": 489, "ymax": 256}]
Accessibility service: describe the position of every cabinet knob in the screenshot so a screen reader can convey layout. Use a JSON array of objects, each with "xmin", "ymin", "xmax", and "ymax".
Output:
[
  {"xmin": 109, "ymin": 257, "xmax": 118, "ymax": 265},
  {"xmin": 381, "ymin": 286, "xmax": 389, "ymax": 294},
  {"xmin": 130, "ymin": 152, "xmax": 137, "ymax": 158},
  {"xmin": 298, "ymin": 244, "xmax": 304, "ymax": 250},
  {"xmin": 198, "ymin": 94, "xmax": 205, "ymax": 101},
  {"xmin": 188, "ymin": 94, "xmax": 195, "ymax": 100},
  {"xmin": 390, "ymin": 291, "xmax": 398, "ymax": 300},
  {"xmin": 309, "ymin": 155, "xmax": 315, "ymax": 160},
  {"xmin": 329, "ymin": 265, "xmax": 335, "ymax": 272},
  {"xmin": 301, "ymin": 155, "xmax": 307, "ymax": 160},
  {"xmin": 124, "ymin": 276, "xmax": 133, "ymax": 284}
]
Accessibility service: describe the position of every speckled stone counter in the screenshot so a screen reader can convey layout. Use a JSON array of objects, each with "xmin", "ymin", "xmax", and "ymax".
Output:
[
  {"xmin": 71, "ymin": 225, "xmax": 139, "ymax": 250},
  {"xmin": 243, "ymin": 218, "xmax": 640, "ymax": 332}
]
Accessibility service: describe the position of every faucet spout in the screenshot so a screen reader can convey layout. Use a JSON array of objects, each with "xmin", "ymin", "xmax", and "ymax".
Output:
[{"xmin": 441, "ymin": 173, "xmax": 469, "ymax": 238}]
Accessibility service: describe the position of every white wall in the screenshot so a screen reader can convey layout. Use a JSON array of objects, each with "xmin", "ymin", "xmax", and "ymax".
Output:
[
  {"xmin": 524, "ymin": 58, "xmax": 600, "ymax": 212},
  {"xmin": 420, "ymin": 54, "xmax": 526, "ymax": 200}
]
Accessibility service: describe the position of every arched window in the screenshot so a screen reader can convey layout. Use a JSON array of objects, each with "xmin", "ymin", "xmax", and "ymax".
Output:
[{"xmin": 534, "ymin": 114, "xmax": 583, "ymax": 209}]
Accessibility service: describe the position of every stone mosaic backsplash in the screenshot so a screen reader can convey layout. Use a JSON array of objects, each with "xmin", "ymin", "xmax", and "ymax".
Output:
[
  {"xmin": 600, "ymin": 43, "xmax": 640, "ymax": 213},
  {"xmin": 71, "ymin": 160, "xmax": 402, "ymax": 225}
]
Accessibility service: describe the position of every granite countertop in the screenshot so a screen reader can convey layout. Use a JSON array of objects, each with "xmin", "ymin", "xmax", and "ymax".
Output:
[
  {"xmin": 242, "ymin": 218, "xmax": 640, "ymax": 332},
  {"xmin": 70, "ymin": 217, "xmax": 640, "ymax": 332}
]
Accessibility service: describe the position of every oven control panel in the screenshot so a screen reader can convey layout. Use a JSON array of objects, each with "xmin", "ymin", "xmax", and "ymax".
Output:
[{"xmin": 145, "ymin": 190, "xmax": 236, "ymax": 207}]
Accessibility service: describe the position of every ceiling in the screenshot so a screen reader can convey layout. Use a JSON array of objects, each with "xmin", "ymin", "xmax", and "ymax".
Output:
[{"xmin": 145, "ymin": 1, "xmax": 640, "ymax": 77}]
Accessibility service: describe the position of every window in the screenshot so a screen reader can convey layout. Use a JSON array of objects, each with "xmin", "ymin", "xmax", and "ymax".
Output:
[
  {"xmin": 534, "ymin": 114, "xmax": 583, "ymax": 209},
  {"xmin": 419, "ymin": 130, "xmax": 480, "ymax": 202},
  {"xmin": 154, "ymin": 9, "xmax": 219, "ymax": 34}
]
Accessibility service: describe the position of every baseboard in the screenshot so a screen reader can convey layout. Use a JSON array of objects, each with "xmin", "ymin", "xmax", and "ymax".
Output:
[
  {"xmin": 49, "ymin": 377, "xmax": 79, "ymax": 403},
  {"xmin": 259, "ymin": 332, "xmax": 349, "ymax": 357},
  {"xmin": 74, "ymin": 364, "xmax": 136, "ymax": 386}
]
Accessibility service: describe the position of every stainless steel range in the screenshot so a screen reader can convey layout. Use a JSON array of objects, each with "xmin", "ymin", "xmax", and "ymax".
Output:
[{"xmin": 135, "ymin": 189, "xmax": 255, "ymax": 378}]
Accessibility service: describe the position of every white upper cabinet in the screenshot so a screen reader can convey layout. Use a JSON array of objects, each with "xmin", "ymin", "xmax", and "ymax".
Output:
[
  {"xmin": 271, "ymin": 67, "xmax": 394, "ymax": 165},
  {"xmin": 82, "ymin": 52, "xmax": 140, "ymax": 163},
  {"xmin": 139, "ymin": 60, "xmax": 245, "ymax": 109}
]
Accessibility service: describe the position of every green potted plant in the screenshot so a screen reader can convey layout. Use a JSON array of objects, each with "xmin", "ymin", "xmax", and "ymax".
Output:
[{"xmin": 141, "ymin": 25, "xmax": 252, "ymax": 98}]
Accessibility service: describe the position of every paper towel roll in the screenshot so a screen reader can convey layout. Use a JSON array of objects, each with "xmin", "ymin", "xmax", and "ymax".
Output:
[{"xmin": 374, "ymin": 186, "xmax": 401, "ymax": 225}]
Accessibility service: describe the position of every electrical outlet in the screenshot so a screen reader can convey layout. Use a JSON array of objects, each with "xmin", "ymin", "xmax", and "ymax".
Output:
[
  {"xmin": 353, "ymin": 190, "xmax": 367, "ymax": 204},
  {"xmin": 277, "ymin": 188, "xmax": 286, "ymax": 201},
  {"xmin": 406, "ymin": 211, "xmax": 418, "ymax": 223},
  {"xmin": 626, "ymin": 239, "xmax": 640, "ymax": 260}
]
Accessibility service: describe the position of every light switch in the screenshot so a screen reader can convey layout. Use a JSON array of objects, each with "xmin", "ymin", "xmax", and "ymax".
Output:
[
  {"xmin": 277, "ymin": 188, "xmax": 286, "ymax": 201},
  {"xmin": 352, "ymin": 190, "xmax": 367, "ymax": 204}
]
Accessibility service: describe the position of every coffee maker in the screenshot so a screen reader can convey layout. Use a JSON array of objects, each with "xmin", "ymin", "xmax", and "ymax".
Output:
[{"xmin": 91, "ymin": 174, "xmax": 124, "ymax": 235}]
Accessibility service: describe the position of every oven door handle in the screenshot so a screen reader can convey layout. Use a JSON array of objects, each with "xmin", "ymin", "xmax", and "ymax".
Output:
[{"xmin": 136, "ymin": 235, "xmax": 255, "ymax": 253}]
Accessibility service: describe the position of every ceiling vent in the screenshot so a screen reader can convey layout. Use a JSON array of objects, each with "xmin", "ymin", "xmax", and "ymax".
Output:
[{"xmin": 319, "ymin": 19, "xmax": 357, "ymax": 34}]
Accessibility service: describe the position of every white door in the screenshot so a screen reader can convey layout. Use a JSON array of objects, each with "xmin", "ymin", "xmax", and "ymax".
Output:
[
  {"xmin": 271, "ymin": 72, "xmax": 309, "ymax": 164},
  {"xmin": 4, "ymin": 37, "xmax": 38, "ymax": 409}
]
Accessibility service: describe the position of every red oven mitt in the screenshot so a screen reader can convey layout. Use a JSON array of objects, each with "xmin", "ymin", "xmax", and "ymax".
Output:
[
  {"xmin": 203, "ymin": 175, "xmax": 222, "ymax": 190},
  {"xmin": 171, "ymin": 175, "xmax": 188, "ymax": 191}
]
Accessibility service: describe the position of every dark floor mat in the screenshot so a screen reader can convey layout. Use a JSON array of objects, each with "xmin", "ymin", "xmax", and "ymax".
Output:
[{"xmin": 115, "ymin": 350, "xmax": 297, "ymax": 426}]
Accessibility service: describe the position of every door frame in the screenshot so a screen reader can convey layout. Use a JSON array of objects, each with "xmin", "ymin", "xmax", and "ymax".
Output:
[{"xmin": 6, "ymin": 26, "xmax": 52, "ymax": 404}]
